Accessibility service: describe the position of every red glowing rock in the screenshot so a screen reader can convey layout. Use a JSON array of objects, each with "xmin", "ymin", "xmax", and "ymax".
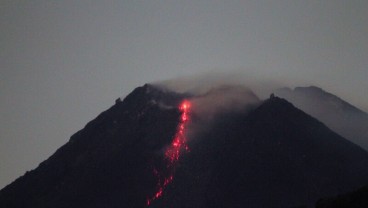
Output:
[{"xmin": 147, "ymin": 100, "xmax": 191, "ymax": 206}]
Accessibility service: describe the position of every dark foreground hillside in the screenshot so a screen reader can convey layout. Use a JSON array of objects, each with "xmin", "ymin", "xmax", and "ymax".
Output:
[
  {"xmin": 1, "ymin": 84, "xmax": 368, "ymax": 208},
  {"xmin": 316, "ymin": 185, "xmax": 368, "ymax": 208}
]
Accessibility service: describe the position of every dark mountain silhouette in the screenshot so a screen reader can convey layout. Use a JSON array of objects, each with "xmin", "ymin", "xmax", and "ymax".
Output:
[
  {"xmin": 316, "ymin": 185, "xmax": 368, "ymax": 208},
  {"xmin": 1, "ymin": 84, "xmax": 368, "ymax": 208},
  {"xmin": 157, "ymin": 96, "xmax": 368, "ymax": 208},
  {"xmin": 0, "ymin": 84, "xmax": 186, "ymax": 208},
  {"xmin": 275, "ymin": 86, "xmax": 368, "ymax": 151}
]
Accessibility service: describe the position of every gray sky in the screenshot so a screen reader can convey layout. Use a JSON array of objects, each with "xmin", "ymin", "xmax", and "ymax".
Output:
[{"xmin": 1, "ymin": 0, "xmax": 367, "ymax": 189}]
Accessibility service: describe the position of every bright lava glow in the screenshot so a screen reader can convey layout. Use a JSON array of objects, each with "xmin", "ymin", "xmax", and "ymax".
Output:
[{"xmin": 147, "ymin": 100, "xmax": 191, "ymax": 206}]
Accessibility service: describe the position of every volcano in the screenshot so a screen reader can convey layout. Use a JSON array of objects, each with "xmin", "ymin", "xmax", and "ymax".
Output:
[
  {"xmin": 1, "ymin": 84, "xmax": 368, "ymax": 208},
  {"xmin": 275, "ymin": 86, "xmax": 368, "ymax": 151}
]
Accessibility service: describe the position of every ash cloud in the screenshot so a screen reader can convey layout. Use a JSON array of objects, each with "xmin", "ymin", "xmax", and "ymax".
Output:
[
  {"xmin": 153, "ymin": 85, "xmax": 260, "ymax": 143},
  {"xmin": 154, "ymin": 72, "xmax": 274, "ymax": 119},
  {"xmin": 153, "ymin": 71, "xmax": 368, "ymax": 151},
  {"xmin": 154, "ymin": 71, "xmax": 282, "ymax": 99},
  {"xmin": 189, "ymin": 85, "xmax": 260, "ymax": 119},
  {"xmin": 182, "ymin": 84, "xmax": 262, "ymax": 143},
  {"xmin": 153, "ymin": 72, "xmax": 271, "ymax": 140}
]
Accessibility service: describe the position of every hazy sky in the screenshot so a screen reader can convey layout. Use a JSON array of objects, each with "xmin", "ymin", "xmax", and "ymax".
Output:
[{"xmin": 1, "ymin": 0, "xmax": 367, "ymax": 189}]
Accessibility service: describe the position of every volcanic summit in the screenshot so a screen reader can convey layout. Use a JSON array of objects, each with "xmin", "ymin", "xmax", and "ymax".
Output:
[{"xmin": 1, "ymin": 84, "xmax": 368, "ymax": 208}]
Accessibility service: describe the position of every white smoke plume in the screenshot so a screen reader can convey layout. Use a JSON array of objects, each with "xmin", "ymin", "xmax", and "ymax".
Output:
[
  {"xmin": 189, "ymin": 84, "xmax": 260, "ymax": 120},
  {"xmin": 154, "ymin": 71, "xmax": 285, "ymax": 119},
  {"xmin": 154, "ymin": 71, "xmax": 282, "ymax": 99}
]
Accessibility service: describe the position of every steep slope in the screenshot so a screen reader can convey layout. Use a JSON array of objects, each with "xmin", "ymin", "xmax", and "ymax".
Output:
[
  {"xmin": 275, "ymin": 86, "xmax": 368, "ymax": 150},
  {"xmin": 1, "ymin": 85, "xmax": 368, "ymax": 208},
  {"xmin": 0, "ymin": 84, "xmax": 187, "ymax": 208},
  {"xmin": 153, "ymin": 97, "xmax": 368, "ymax": 208}
]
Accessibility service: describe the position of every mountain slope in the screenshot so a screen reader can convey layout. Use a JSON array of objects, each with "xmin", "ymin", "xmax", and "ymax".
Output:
[
  {"xmin": 275, "ymin": 86, "xmax": 368, "ymax": 150},
  {"xmin": 1, "ymin": 85, "xmax": 368, "ymax": 208},
  {"xmin": 155, "ymin": 96, "xmax": 368, "ymax": 208},
  {"xmin": 0, "ymin": 84, "xmax": 186, "ymax": 208}
]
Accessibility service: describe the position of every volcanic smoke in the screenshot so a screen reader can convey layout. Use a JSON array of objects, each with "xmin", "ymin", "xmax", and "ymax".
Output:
[{"xmin": 147, "ymin": 100, "xmax": 191, "ymax": 206}]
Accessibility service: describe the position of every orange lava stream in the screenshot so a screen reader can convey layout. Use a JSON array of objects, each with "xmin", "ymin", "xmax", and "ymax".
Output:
[{"xmin": 147, "ymin": 100, "xmax": 191, "ymax": 206}]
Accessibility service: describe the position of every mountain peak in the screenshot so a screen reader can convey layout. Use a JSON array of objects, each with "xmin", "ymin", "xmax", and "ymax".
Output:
[
  {"xmin": 281, "ymin": 86, "xmax": 363, "ymax": 113},
  {"xmin": 1, "ymin": 85, "xmax": 368, "ymax": 208},
  {"xmin": 295, "ymin": 85, "xmax": 324, "ymax": 92},
  {"xmin": 123, "ymin": 84, "xmax": 183, "ymax": 106},
  {"xmin": 275, "ymin": 86, "xmax": 368, "ymax": 151},
  {"xmin": 161, "ymin": 94, "xmax": 368, "ymax": 208}
]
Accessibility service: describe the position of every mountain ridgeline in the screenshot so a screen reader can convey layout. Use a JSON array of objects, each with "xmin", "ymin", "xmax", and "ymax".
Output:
[
  {"xmin": 275, "ymin": 86, "xmax": 368, "ymax": 151},
  {"xmin": 1, "ymin": 84, "xmax": 368, "ymax": 208},
  {"xmin": 0, "ymin": 84, "xmax": 186, "ymax": 208}
]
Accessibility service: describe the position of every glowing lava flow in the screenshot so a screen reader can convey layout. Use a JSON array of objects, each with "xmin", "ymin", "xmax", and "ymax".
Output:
[{"xmin": 147, "ymin": 100, "xmax": 191, "ymax": 206}]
